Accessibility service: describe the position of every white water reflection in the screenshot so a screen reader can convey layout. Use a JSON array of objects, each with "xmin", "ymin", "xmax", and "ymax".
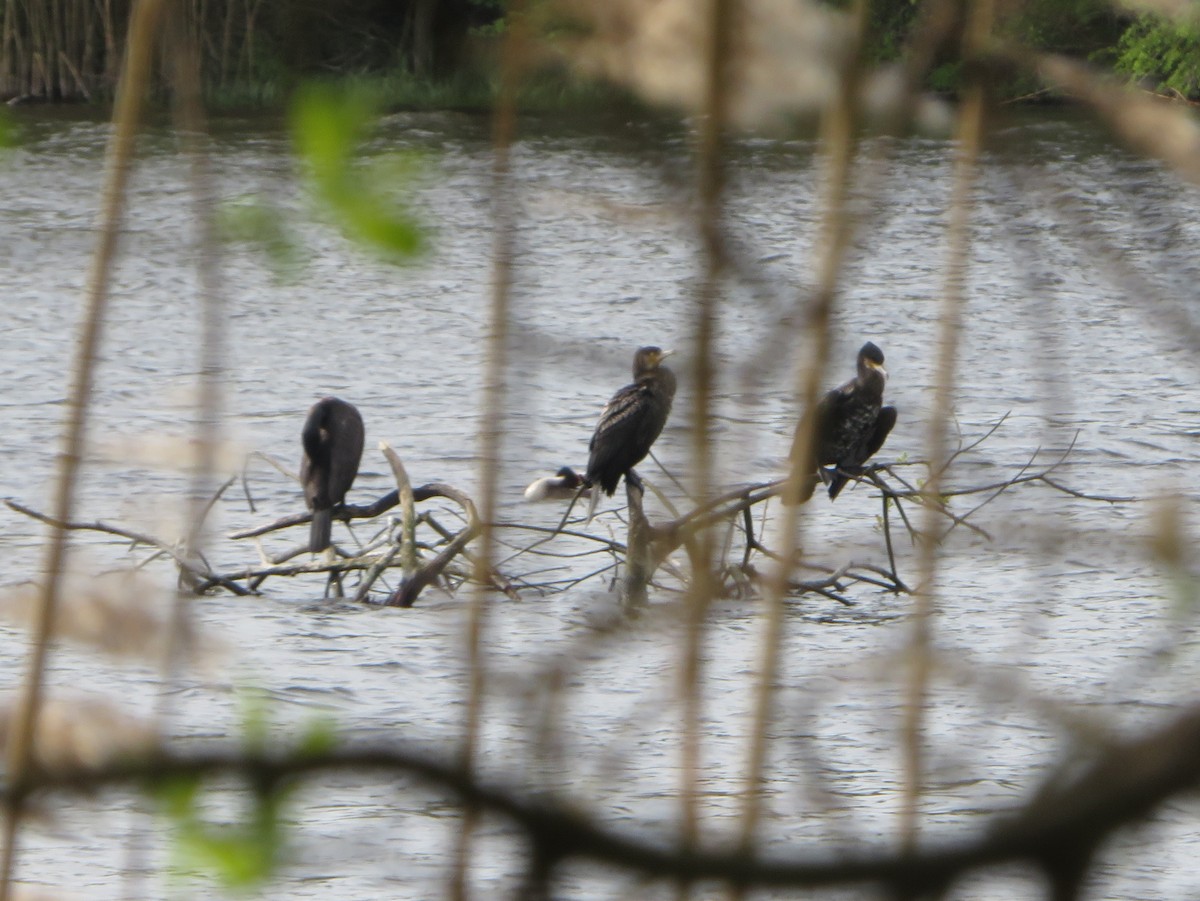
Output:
[{"xmin": 0, "ymin": 106, "xmax": 1198, "ymax": 898}]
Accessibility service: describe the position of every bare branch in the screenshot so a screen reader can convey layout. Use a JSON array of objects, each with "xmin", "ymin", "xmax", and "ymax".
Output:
[
  {"xmin": 4, "ymin": 499, "xmax": 252, "ymax": 596},
  {"xmin": 9, "ymin": 701, "xmax": 1200, "ymax": 894}
]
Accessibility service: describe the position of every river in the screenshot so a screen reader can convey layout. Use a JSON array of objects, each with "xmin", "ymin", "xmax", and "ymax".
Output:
[{"xmin": 0, "ymin": 104, "xmax": 1198, "ymax": 898}]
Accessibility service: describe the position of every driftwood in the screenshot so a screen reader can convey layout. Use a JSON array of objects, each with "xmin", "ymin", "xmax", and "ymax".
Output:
[
  {"xmin": 3, "ymin": 419, "xmax": 1126, "ymax": 608},
  {"xmin": 5, "ymin": 443, "xmax": 489, "ymax": 605},
  {"xmin": 4, "ymin": 482, "xmax": 253, "ymax": 598},
  {"xmin": 580, "ymin": 416, "xmax": 1129, "ymax": 607}
]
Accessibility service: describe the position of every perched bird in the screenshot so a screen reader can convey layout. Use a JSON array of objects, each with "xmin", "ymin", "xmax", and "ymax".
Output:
[
  {"xmin": 585, "ymin": 346, "xmax": 676, "ymax": 518},
  {"xmin": 790, "ymin": 341, "xmax": 896, "ymax": 502},
  {"xmin": 301, "ymin": 396, "xmax": 365, "ymax": 552},
  {"xmin": 523, "ymin": 466, "xmax": 590, "ymax": 502}
]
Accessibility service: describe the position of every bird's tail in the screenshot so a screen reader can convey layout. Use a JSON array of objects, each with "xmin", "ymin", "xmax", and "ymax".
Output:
[
  {"xmin": 310, "ymin": 508, "xmax": 333, "ymax": 552},
  {"xmin": 828, "ymin": 467, "xmax": 859, "ymax": 500},
  {"xmin": 584, "ymin": 480, "xmax": 602, "ymax": 525},
  {"xmin": 827, "ymin": 473, "xmax": 848, "ymax": 500}
]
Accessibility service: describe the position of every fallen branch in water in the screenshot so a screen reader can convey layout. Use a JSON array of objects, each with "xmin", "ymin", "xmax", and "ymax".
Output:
[
  {"xmin": 513, "ymin": 416, "xmax": 1127, "ymax": 607},
  {"xmin": 219, "ymin": 477, "xmax": 485, "ymax": 604},
  {"xmin": 6, "ymin": 457, "xmax": 489, "ymax": 606},
  {"xmin": 4, "ymin": 492, "xmax": 252, "ymax": 597},
  {"xmin": 4, "ymin": 419, "xmax": 1126, "ymax": 609}
]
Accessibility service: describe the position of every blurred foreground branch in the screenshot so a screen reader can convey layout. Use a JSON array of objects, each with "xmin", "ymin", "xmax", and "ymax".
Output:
[{"xmin": 8, "ymin": 699, "xmax": 1200, "ymax": 899}]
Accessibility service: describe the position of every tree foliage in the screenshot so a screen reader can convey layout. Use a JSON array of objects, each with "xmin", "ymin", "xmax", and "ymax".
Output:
[
  {"xmin": 822, "ymin": 0, "xmax": 1125, "ymax": 95},
  {"xmin": 999, "ymin": 0, "xmax": 1122, "ymax": 57},
  {"xmin": 1114, "ymin": 13, "xmax": 1200, "ymax": 98}
]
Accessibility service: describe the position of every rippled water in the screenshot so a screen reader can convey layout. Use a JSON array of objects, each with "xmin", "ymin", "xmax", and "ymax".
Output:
[{"xmin": 1, "ymin": 105, "xmax": 1199, "ymax": 899}]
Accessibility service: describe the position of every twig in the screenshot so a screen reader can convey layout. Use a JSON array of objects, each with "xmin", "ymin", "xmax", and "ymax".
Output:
[
  {"xmin": 4, "ymin": 499, "xmax": 251, "ymax": 596},
  {"xmin": 386, "ymin": 484, "xmax": 482, "ymax": 608},
  {"xmin": 380, "ymin": 442, "xmax": 418, "ymax": 577},
  {"xmin": 240, "ymin": 450, "xmax": 297, "ymax": 514},
  {"xmin": 229, "ymin": 485, "xmax": 438, "ymax": 539}
]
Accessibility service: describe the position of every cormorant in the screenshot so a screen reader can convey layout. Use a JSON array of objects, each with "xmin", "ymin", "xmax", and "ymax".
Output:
[
  {"xmin": 790, "ymin": 341, "xmax": 896, "ymax": 502},
  {"xmin": 301, "ymin": 396, "xmax": 365, "ymax": 552},
  {"xmin": 524, "ymin": 466, "xmax": 590, "ymax": 502},
  {"xmin": 585, "ymin": 346, "xmax": 676, "ymax": 518}
]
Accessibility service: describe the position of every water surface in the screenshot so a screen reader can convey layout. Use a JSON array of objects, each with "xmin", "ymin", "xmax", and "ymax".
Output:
[{"xmin": 0, "ymin": 105, "xmax": 1198, "ymax": 898}]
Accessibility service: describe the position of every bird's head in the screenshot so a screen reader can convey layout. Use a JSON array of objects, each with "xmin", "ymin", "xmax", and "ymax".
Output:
[
  {"xmin": 857, "ymin": 341, "xmax": 887, "ymax": 381},
  {"xmin": 634, "ymin": 346, "xmax": 675, "ymax": 377},
  {"xmin": 554, "ymin": 466, "xmax": 582, "ymax": 488}
]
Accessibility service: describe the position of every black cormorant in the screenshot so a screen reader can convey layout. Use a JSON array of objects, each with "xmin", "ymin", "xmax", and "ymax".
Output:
[
  {"xmin": 790, "ymin": 341, "xmax": 896, "ymax": 502},
  {"xmin": 524, "ymin": 466, "xmax": 590, "ymax": 502},
  {"xmin": 301, "ymin": 396, "xmax": 365, "ymax": 552},
  {"xmin": 585, "ymin": 346, "xmax": 676, "ymax": 517}
]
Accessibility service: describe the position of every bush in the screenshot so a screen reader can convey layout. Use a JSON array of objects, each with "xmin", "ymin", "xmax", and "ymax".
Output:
[{"xmin": 1114, "ymin": 14, "xmax": 1200, "ymax": 98}]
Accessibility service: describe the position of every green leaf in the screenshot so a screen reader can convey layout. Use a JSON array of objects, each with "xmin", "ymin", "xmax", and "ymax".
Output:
[
  {"xmin": 297, "ymin": 715, "xmax": 338, "ymax": 758},
  {"xmin": 290, "ymin": 81, "xmax": 427, "ymax": 262},
  {"xmin": 290, "ymin": 82, "xmax": 374, "ymax": 174},
  {"xmin": 161, "ymin": 774, "xmax": 288, "ymax": 890},
  {"xmin": 237, "ymin": 685, "xmax": 270, "ymax": 754},
  {"xmin": 218, "ymin": 195, "xmax": 303, "ymax": 281},
  {"xmin": 152, "ymin": 773, "xmax": 203, "ymax": 820},
  {"xmin": 176, "ymin": 823, "xmax": 280, "ymax": 889}
]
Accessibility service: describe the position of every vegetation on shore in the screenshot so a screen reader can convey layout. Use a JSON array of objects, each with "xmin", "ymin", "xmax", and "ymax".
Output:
[{"xmin": 3, "ymin": 0, "xmax": 1200, "ymax": 109}]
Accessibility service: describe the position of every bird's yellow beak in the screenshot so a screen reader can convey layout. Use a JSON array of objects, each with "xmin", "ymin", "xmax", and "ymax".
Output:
[
  {"xmin": 866, "ymin": 358, "xmax": 887, "ymax": 377},
  {"xmin": 658, "ymin": 349, "xmax": 676, "ymax": 362}
]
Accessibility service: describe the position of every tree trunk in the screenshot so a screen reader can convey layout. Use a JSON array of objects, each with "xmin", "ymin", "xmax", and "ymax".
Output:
[
  {"xmin": 411, "ymin": 0, "xmax": 436, "ymax": 78},
  {"xmin": 624, "ymin": 479, "xmax": 650, "ymax": 609}
]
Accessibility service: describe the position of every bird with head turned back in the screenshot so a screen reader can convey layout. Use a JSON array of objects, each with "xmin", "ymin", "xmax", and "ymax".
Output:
[
  {"xmin": 788, "ymin": 341, "xmax": 896, "ymax": 503},
  {"xmin": 585, "ymin": 346, "xmax": 676, "ymax": 520},
  {"xmin": 523, "ymin": 466, "xmax": 589, "ymax": 502},
  {"xmin": 301, "ymin": 396, "xmax": 365, "ymax": 552}
]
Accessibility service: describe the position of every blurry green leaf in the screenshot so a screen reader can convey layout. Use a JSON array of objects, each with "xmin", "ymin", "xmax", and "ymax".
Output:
[
  {"xmin": 174, "ymin": 790, "xmax": 284, "ymax": 890},
  {"xmin": 218, "ymin": 195, "xmax": 303, "ymax": 281},
  {"xmin": 152, "ymin": 773, "xmax": 203, "ymax": 820},
  {"xmin": 297, "ymin": 715, "xmax": 338, "ymax": 758},
  {"xmin": 154, "ymin": 690, "xmax": 315, "ymax": 891},
  {"xmin": 291, "ymin": 82, "xmax": 375, "ymax": 174},
  {"xmin": 238, "ymin": 685, "xmax": 270, "ymax": 754},
  {"xmin": 290, "ymin": 81, "xmax": 427, "ymax": 263},
  {"xmin": 177, "ymin": 823, "xmax": 280, "ymax": 889},
  {"xmin": 160, "ymin": 773, "xmax": 287, "ymax": 890},
  {"xmin": 341, "ymin": 193, "xmax": 423, "ymax": 256}
]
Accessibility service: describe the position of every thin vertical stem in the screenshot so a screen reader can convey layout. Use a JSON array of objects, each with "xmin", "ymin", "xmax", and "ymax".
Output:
[
  {"xmin": 901, "ymin": 0, "xmax": 995, "ymax": 850},
  {"xmin": 0, "ymin": 1, "xmax": 166, "ymax": 898},
  {"xmin": 733, "ymin": 0, "xmax": 868, "ymax": 883},
  {"xmin": 108, "ymin": 15, "xmax": 222, "ymax": 899},
  {"xmin": 678, "ymin": 0, "xmax": 734, "ymax": 869},
  {"xmin": 450, "ymin": 2, "xmax": 526, "ymax": 898},
  {"xmin": 166, "ymin": 0, "xmax": 222, "ymax": 710}
]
